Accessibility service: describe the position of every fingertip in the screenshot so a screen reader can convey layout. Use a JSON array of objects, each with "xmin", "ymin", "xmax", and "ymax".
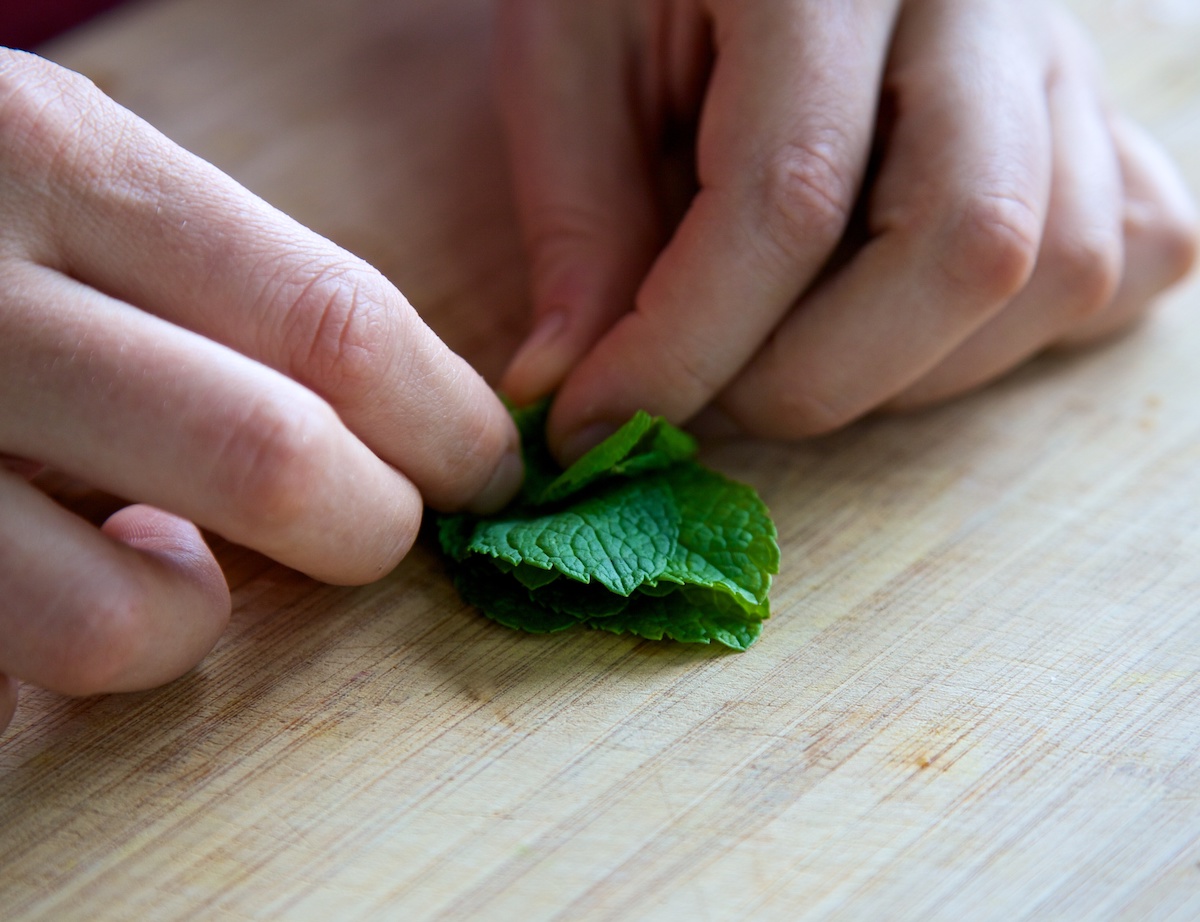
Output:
[
  {"xmin": 465, "ymin": 448, "xmax": 524, "ymax": 515},
  {"xmin": 102, "ymin": 503, "xmax": 212, "ymax": 558},
  {"xmin": 1107, "ymin": 118, "xmax": 1199, "ymax": 290},
  {"xmin": 100, "ymin": 505, "xmax": 232, "ymax": 671},
  {"xmin": 0, "ymin": 486, "xmax": 229, "ymax": 698},
  {"xmin": 102, "ymin": 505, "xmax": 230, "ymax": 618},
  {"xmin": 502, "ymin": 245, "xmax": 653, "ymax": 407},
  {"xmin": 545, "ymin": 343, "xmax": 647, "ymax": 465}
]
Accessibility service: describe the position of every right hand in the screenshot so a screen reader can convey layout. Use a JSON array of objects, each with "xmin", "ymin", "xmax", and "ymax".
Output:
[
  {"xmin": 0, "ymin": 50, "xmax": 522, "ymax": 734},
  {"xmin": 496, "ymin": 0, "xmax": 1198, "ymax": 457}
]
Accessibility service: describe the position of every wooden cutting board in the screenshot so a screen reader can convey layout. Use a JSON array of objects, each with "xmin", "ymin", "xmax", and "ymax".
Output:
[{"xmin": 3, "ymin": 0, "xmax": 1199, "ymax": 918}]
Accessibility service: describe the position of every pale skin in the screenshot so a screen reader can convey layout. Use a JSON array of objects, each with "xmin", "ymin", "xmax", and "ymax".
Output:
[
  {"xmin": 2, "ymin": 0, "xmax": 1197, "ymax": 734},
  {"xmin": 497, "ymin": 0, "xmax": 1199, "ymax": 456},
  {"xmin": 0, "ymin": 51, "xmax": 524, "ymax": 730}
]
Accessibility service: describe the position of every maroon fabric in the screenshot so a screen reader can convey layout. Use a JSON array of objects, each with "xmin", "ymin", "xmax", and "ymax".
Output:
[{"xmin": 1, "ymin": 0, "xmax": 127, "ymax": 51}]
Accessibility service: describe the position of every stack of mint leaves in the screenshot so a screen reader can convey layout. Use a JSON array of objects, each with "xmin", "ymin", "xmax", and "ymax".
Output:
[{"xmin": 437, "ymin": 401, "xmax": 779, "ymax": 651}]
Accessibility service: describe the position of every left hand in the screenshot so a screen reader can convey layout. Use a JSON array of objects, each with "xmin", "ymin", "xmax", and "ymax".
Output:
[
  {"xmin": 0, "ymin": 50, "xmax": 522, "ymax": 734},
  {"xmin": 495, "ymin": 0, "xmax": 1199, "ymax": 460}
]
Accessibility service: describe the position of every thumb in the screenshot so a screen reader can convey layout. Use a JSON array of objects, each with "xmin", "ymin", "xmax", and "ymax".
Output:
[{"xmin": 495, "ymin": 1, "xmax": 663, "ymax": 405}]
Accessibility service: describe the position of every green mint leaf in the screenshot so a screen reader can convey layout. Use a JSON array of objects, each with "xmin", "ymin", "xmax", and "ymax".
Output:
[
  {"xmin": 510, "ymin": 562, "xmax": 561, "ymax": 590},
  {"xmin": 437, "ymin": 514, "xmax": 476, "ymax": 561},
  {"xmin": 451, "ymin": 558, "xmax": 582, "ymax": 633},
  {"xmin": 587, "ymin": 589, "xmax": 765, "ymax": 652},
  {"xmin": 460, "ymin": 475, "xmax": 679, "ymax": 595},
  {"xmin": 507, "ymin": 399, "xmax": 561, "ymax": 504},
  {"xmin": 508, "ymin": 399, "xmax": 698, "ymax": 507},
  {"xmin": 437, "ymin": 399, "xmax": 779, "ymax": 650},
  {"xmin": 656, "ymin": 462, "xmax": 779, "ymax": 610},
  {"xmin": 529, "ymin": 576, "xmax": 633, "ymax": 620},
  {"xmin": 533, "ymin": 411, "xmax": 697, "ymax": 504}
]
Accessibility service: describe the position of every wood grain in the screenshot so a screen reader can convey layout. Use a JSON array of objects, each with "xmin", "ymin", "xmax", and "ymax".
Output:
[{"xmin": 3, "ymin": 0, "xmax": 1200, "ymax": 918}]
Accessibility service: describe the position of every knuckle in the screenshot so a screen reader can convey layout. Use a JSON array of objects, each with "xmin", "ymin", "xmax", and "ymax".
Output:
[
  {"xmin": 771, "ymin": 387, "xmax": 857, "ymax": 438},
  {"xmin": 0, "ymin": 52, "xmax": 78, "ymax": 185},
  {"xmin": 275, "ymin": 258, "xmax": 400, "ymax": 402},
  {"xmin": 0, "ymin": 49, "xmax": 176, "ymax": 249},
  {"xmin": 521, "ymin": 198, "xmax": 653, "ymax": 301},
  {"xmin": 211, "ymin": 392, "xmax": 332, "ymax": 535},
  {"xmin": 759, "ymin": 140, "xmax": 855, "ymax": 255},
  {"xmin": 938, "ymin": 191, "xmax": 1042, "ymax": 303},
  {"xmin": 0, "ymin": 50, "xmax": 38, "ymax": 130},
  {"xmin": 524, "ymin": 200, "xmax": 614, "ymax": 253},
  {"xmin": 726, "ymin": 368, "xmax": 858, "ymax": 441},
  {"xmin": 649, "ymin": 327, "xmax": 730, "ymax": 408},
  {"xmin": 613, "ymin": 307, "xmax": 732, "ymax": 413},
  {"xmin": 0, "ymin": 50, "xmax": 106, "ymax": 164},
  {"xmin": 0, "ymin": 49, "xmax": 66, "ymax": 128}
]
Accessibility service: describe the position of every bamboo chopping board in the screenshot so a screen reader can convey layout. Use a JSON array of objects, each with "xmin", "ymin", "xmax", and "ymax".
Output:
[{"xmin": 3, "ymin": 0, "xmax": 1200, "ymax": 918}]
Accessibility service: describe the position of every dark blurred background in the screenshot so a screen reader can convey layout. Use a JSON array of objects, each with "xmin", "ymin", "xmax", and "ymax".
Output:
[{"xmin": 2, "ymin": 0, "xmax": 126, "ymax": 50}]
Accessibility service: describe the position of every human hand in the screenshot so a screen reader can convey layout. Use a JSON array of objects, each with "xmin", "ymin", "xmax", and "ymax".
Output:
[
  {"xmin": 496, "ymin": 0, "xmax": 1199, "ymax": 458},
  {"xmin": 0, "ymin": 51, "xmax": 522, "ymax": 733}
]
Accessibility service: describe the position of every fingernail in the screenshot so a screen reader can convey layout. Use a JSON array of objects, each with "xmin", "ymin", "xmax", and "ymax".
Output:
[
  {"xmin": 560, "ymin": 422, "xmax": 618, "ymax": 466},
  {"xmin": 467, "ymin": 449, "xmax": 524, "ymax": 515},
  {"xmin": 502, "ymin": 310, "xmax": 568, "ymax": 401}
]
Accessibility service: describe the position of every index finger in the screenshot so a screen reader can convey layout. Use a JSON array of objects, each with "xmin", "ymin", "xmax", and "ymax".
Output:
[
  {"xmin": 5, "ymin": 50, "xmax": 520, "ymax": 513},
  {"xmin": 547, "ymin": 0, "xmax": 900, "ymax": 458}
]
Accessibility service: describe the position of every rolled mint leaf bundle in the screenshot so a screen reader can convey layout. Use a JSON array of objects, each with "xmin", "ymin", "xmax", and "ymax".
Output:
[{"xmin": 437, "ymin": 401, "xmax": 779, "ymax": 650}]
